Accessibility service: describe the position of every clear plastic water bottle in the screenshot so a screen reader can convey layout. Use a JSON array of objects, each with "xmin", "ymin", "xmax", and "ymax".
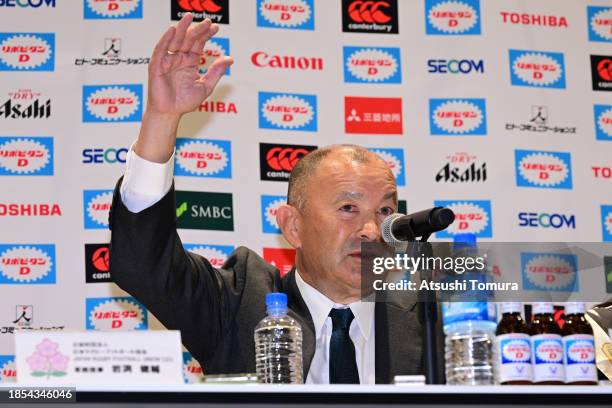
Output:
[
  {"xmin": 442, "ymin": 234, "xmax": 497, "ymax": 385},
  {"xmin": 254, "ymin": 292, "xmax": 303, "ymax": 384}
]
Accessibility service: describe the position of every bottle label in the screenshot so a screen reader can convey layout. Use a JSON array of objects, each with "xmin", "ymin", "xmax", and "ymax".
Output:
[
  {"xmin": 532, "ymin": 334, "xmax": 564, "ymax": 382},
  {"xmin": 442, "ymin": 302, "xmax": 497, "ymax": 327},
  {"xmin": 563, "ymin": 334, "xmax": 597, "ymax": 383},
  {"xmin": 497, "ymin": 333, "xmax": 532, "ymax": 382}
]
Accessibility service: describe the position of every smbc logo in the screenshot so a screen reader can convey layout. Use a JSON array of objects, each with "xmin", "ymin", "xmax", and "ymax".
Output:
[{"xmin": 175, "ymin": 191, "xmax": 233, "ymax": 231}]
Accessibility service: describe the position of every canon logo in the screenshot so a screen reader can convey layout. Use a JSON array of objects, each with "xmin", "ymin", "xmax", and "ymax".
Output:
[
  {"xmin": 500, "ymin": 12, "xmax": 568, "ymax": 27},
  {"xmin": 0, "ymin": 203, "xmax": 61, "ymax": 216},
  {"xmin": 348, "ymin": 1, "xmax": 391, "ymax": 24},
  {"xmin": 251, "ymin": 51, "xmax": 323, "ymax": 71}
]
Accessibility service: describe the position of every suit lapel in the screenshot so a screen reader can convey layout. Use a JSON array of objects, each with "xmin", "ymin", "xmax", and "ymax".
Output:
[{"xmin": 281, "ymin": 269, "xmax": 316, "ymax": 380}]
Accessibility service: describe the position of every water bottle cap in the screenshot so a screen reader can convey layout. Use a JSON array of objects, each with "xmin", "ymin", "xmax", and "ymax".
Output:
[
  {"xmin": 452, "ymin": 233, "xmax": 477, "ymax": 250},
  {"xmin": 266, "ymin": 292, "xmax": 287, "ymax": 310}
]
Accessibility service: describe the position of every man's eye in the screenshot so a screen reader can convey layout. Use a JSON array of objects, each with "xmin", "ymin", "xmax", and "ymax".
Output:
[
  {"xmin": 379, "ymin": 207, "xmax": 395, "ymax": 216},
  {"xmin": 340, "ymin": 204, "xmax": 357, "ymax": 212}
]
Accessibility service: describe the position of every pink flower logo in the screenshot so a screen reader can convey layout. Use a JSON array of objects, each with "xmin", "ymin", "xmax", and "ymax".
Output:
[{"xmin": 26, "ymin": 338, "xmax": 69, "ymax": 378}]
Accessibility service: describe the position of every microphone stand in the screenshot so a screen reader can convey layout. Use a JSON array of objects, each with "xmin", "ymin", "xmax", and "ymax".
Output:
[{"xmin": 402, "ymin": 228, "xmax": 440, "ymax": 384}]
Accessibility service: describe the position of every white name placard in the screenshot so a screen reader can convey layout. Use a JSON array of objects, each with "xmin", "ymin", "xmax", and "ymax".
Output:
[{"xmin": 14, "ymin": 331, "xmax": 183, "ymax": 385}]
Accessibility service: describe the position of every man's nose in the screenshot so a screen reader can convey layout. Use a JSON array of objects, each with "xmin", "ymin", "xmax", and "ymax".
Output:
[{"xmin": 359, "ymin": 218, "xmax": 381, "ymax": 242}]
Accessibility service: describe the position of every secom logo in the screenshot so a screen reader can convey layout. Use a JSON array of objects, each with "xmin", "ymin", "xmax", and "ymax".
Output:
[
  {"xmin": 343, "ymin": 46, "xmax": 401, "ymax": 83},
  {"xmin": 0, "ymin": 137, "xmax": 53, "ymax": 176},
  {"xmin": 0, "ymin": 33, "xmax": 54, "ymax": 71},
  {"xmin": 82, "ymin": 84, "xmax": 142, "ymax": 122},
  {"xmin": 257, "ymin": 0, "xmax": 314, "ymax": 30},
  {"xmin": 258, "ymin": 91, "xmax": 317, "ymax": 131},
  {"xmin": 86, "ymin": 297, "xmax": 147, "ymax": 331},
  {"xmin": 0, "ymin": 244, "xmax": 55, "ymax": 284},
  {"xmin": 509, "ymin": 49, "xmax": 566, "ymax": 89},
  {"xmin": 84, "ymin": 0, "xmax": 142, "ymax": 19},
  {"xmin": 175, "ymin": 138, "xmax": 231, "ymax": 178},
  {"xmin": 515, "ymin": 149, "xmax": 572, "ymax": 190},
  {"xmin": 521, "ymin": 252, "xmax": 578, "ymax": 292},
  {"xmin": 430, "ymin": 98, "xmax": 486, "ymax": 136},
  {"xmin": 434, "ymin": 200, "xmax": 492, "ymax": 238},
  {"xmin": 425, "ymin": 0, "xmax": 481, "ymax": 35}
]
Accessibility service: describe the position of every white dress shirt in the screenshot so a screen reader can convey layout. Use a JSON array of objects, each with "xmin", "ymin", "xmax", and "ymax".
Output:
[{"xmin": 120, "ymin": 145, "xmax": 376, "ymax": 384}]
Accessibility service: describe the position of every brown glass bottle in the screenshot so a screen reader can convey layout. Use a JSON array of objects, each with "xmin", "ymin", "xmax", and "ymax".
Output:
[
  {"xmin": 495, "ymin": 302, "xmax": 532, "ymax": 384},
  {"xmin": 562, "ymin": 302, "xmax": 598, "ymax": 385},
  {"xmin": 529, "ymin": 302, "xmax": 564, "ymax": 385}
]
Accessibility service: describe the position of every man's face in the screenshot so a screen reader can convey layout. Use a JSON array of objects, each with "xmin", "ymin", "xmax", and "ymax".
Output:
[{"xmin": 294, "ymin": 153, "xmax": 397, "ymax": 302}]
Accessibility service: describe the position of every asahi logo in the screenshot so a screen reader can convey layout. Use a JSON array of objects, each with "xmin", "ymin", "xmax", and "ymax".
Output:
[
  {"xmin": 342, "ymin": 0, "xmax": 399, "ymax": 34},
  {"xmin": 436, "ymin": 152, "xmax": 486, "ymax": 183},
  {"xmin": 175, "ymin": 191, "xmax": 234, "ymax": 231},
  {"xmin": 0, "ymin": 89, "xmax": 50, "ymax": 119}
]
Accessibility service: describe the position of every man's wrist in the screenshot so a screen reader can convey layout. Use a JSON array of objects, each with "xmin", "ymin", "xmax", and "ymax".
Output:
[{"xmin": 134, "ymin": 109, "xmax": 181, "ymax": 163}]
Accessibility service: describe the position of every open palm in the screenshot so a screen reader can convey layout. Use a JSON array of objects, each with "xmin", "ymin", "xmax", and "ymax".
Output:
[{"xmin": 147, "ymin": 14, "xmax": 233, "ymax": 116}]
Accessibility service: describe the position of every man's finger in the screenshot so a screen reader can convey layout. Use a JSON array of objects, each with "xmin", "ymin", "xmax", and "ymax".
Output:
[
  {"xmin": 190, "ymin": 23, "xmax": 219, "ymax": 55},
  {"xmin": 200, "ymin": 56, "xmax": 233, "ymax": 92},
  {"xmin": 167, "ymin": 13, "xmax": 193, "ymax": 52},
  {"xmin": 181, "ymin": 19, "xmax": 212, "ymax": 53},
  {"xmin": 150, "ymin": 26, "xmax": 175, "ymax": 70}
]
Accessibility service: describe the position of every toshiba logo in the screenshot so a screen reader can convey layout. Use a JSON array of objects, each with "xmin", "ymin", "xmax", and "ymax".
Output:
[{"xmin": 251, "ymin": 51, "xmax": 323, "ymax": 71}]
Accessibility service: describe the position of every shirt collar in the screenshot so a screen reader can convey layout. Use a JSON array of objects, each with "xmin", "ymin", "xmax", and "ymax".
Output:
[{"xmin": 294, "ymin": 269, "xmax": 375, "ymax": 341}]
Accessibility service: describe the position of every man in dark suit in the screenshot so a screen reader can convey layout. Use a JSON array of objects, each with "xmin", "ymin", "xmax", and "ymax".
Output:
[{"xmin": 109, "ymin": 13, "xmax": 424, "ymax": 384}]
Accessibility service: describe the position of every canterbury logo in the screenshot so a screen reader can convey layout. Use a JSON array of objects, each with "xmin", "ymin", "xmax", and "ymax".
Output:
[
  {"xmin": 348, "ymin": 1, "xmax": 392, "ymax": 24},
  {"xmin": 266, "ymin": 147, "xmax": 310, "ymax": 171},
  {"xmin": 176, "ymin": 202, "xmax": 188, "ymax": 217},
  {"xmin": 177, "ymin": 0, "xmax": 222, "ymax": 13}
]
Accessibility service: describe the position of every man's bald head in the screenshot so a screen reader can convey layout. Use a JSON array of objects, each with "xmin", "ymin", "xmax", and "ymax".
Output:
[{"xmin": 287, "ymin": 144, "xmax": 393, "ymax": 212}]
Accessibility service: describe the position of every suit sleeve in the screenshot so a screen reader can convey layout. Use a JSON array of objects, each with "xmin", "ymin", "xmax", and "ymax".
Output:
[{"xmin": 108, "ymin": 176, "xmax": 237, "ymax": 365}]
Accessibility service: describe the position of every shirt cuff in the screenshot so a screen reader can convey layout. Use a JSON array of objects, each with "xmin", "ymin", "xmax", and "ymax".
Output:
[{"xmin": 119, "ymin": 142, "xmax": 175, "ymax": 213}]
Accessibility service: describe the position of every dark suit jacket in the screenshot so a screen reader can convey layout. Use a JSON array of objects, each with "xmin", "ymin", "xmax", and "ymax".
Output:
[{"xmin": 109, "ymin": 178, "xmax": 431, "ymax": 383}]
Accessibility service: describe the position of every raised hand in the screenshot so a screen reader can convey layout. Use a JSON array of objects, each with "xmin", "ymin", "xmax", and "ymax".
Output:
[{"xmin": 134, "ymin": 13, "xmax": 233, "ymax": 163}]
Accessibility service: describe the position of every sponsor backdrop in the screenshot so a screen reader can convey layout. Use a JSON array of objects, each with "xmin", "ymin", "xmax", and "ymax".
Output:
[{"xmin": 0, "ymin": 0, "xmax": 611, "ymax": 382}]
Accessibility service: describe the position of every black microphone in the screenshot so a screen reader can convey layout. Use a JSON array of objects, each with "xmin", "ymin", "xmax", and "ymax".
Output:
[{"xmin": 381, "ymin": 207, "xmax": 455, "ymax": 242}]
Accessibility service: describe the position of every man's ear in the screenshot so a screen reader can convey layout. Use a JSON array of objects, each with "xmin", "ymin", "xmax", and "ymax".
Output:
[{"xmin": 276, "ymin": 204, "xmax": 302, "ymax": 249}]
